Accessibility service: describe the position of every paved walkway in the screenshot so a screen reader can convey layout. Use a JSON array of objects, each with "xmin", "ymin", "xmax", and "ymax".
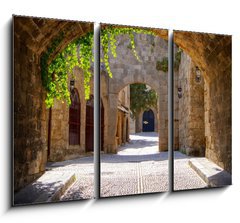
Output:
[
  {"xmin": 100, "ymin": 132, "xmax": 168, "ymax": 197},
  {"xmin": 174, "ymin": 152, "xmax": 207, "ymax": 191},
  {"xmin": 42, "ymin": 132, "xmax": 208, "ymax": 201},
  {"xmin": 47, "ymin": 156, "xmax": 94, "ymax": 201}
]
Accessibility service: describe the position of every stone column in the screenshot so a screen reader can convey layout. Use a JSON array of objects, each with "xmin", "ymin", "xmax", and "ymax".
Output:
[
  {"xmin": 107, "ymin": 93, "xmax": 118, "ymax": 153},
  {"xmin": 122, "ymin": 114, "xmax": 127, "ymax": 144},
  {"xmin": 159, "ymin": 94, "xmax": 168, "ymax": 151},
  {"xmin": 135, "ymin": 112, "xmax": 143, "ymax": 133}
]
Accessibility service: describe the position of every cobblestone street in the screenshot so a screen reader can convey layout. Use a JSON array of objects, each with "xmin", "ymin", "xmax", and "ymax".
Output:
[
  {"xmin": 100, "ymin": 132, "xmax": 168, "ymax": 197},
  {"xmin": 46, "ymin": 132, "xmax": 207, "ymax": 201},
  {"xmin": 174, "ymin": 152, "xmax": 207, "ymax": 191}
]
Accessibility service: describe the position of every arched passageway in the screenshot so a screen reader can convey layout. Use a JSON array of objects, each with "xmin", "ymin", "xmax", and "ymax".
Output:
[
  {"xmin": 14, "ymin": 17, "xmax": 231, "ymax": 193},
  {"xmin": 100, "ymin": 31, "xmax": 168, "ymax": 153},
  {"xmin": 14, "ymin": 16, "xmax": 93, "ymax": 191},
  {"xmin": 173, "ymin": 31, "xmax": 231, "ymax": 173}
]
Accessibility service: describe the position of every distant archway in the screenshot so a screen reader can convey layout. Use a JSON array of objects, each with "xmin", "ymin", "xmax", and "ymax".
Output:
[{"xmin": 142, "ymin": 109, "xmax": 155, "ymax": 132}]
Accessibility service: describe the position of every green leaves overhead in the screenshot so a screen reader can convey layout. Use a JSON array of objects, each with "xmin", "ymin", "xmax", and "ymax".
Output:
[
  {"xmin": 41, "ymin": 31, "xmax": 94, "ymax": 108},
  {"xmin": 130, "ymin": 84, "xmax": 158, "ymax": 119},
  {"xmin": 100, "ymin": 26, "xmax": 155, "ymax": 77},
  {"xmin": 41, "ymin": 26, "xmax": 156, "ymax": 108}
]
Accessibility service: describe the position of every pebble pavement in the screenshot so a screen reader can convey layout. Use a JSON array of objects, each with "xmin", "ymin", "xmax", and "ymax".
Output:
[
  {"xmin": 100, "ymin": 132, "xmax": 168, "ymax": 197},
  {"xmin": 51, "ymin": 132, "xmax": 207, "ymax": 200},
  {"xmin": 174, "ymin": 152, "xmax": 207, "ymax": 191}
]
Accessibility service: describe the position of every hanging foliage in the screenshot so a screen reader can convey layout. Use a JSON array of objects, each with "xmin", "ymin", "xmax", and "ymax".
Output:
[
  {"xmin": 130, "ymin": 84, "xmax": 158, "ymax": 119},
  {"xmin": 41, "ymin": 31, "xmax": 94, "ymax": 108},
  {"xmin": 41, "ymin": 26, "xmax": 156, "ymax": 108}
]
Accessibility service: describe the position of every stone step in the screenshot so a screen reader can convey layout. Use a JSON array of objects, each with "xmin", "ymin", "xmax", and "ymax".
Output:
[
  {"xmin": 14, "ymin": 171, "xmax": 76, "ymax": 205},
  {"xmin": 189, "ymin": 158, "xmax": 232, "ymax": 187}
]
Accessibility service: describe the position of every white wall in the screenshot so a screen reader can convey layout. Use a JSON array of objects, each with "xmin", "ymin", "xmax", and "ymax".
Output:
[{"xmin": 1, "ymin": 1, "xmax": 240, "ymax": 223}]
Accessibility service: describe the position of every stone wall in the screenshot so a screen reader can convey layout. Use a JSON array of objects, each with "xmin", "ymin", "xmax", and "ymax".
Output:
[
  {"xmin": 205, "ymin": 66, "xmax": 231, "ymax": 172},
  {"xmin": 14, "ymin": 16, "xmax": 93, "ymax": 191},
  {"xmin": 174, "ymin": 32, "xmax": 231, "ymax": 173},
  {"xmin": 14, "ymin": 18, "xmax": 47, "ymax": 191},
  {"xmin": 49, "ymin": 67, "xmax": 93, "ymax": 162},
  {"xmin": 177, "ymin": 51, "xmax": 205, "ymax": 156},
  {"xmin": 101, "ymin": 32, "xmax": 169, "ymax": 153}
]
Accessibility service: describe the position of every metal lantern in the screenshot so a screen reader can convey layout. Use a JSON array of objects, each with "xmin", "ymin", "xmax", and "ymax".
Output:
[
  {"xmin": 70, "ymin": 79, "xmax": 75, "ymax": 92},
  {"xmin": 195, "ymin": 66, "xmax": 201, "ymax": 83},
  {"xmin": 178, "ymin": 87, "xmax": 182, "ymax": 98}
]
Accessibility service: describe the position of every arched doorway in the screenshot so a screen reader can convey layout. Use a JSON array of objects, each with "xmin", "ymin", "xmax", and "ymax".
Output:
[
  {"xmin": 86, "ymin": 95, "xmax": 94, "ymax": 152},
  {"xmin": 69, "ymin": 88, "xmax": 81, "ymax": 145},
  {"xmin": 142, "ymin": 109, "xmax": 155, "ymax": 132}
]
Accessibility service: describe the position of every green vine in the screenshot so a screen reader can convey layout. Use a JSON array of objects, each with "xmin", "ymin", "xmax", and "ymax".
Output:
[
  {"xmin": 130, "ymin": 84, "xmax": 158, "ymax": 119},
  {"xmin": 156, "ymin": 57, "xmax": 168, "ymax": 72},
  {"xmin": 41, "ymin": 26, "xmax": 156, "ymax": 108},
  {"xmin": 174, "ymin": 48, "xmax": 182, "ymax": 70},
  {"xmin": 155, "ymin": 48, "xmax": 183, "ymax": 73},
  {"xmin": 41, "ymin": 31, "xmax": 94, "ymax": 108},
  {"xmin": 100, "ymin": 26, "xmax": 155, "ymax": 77}
]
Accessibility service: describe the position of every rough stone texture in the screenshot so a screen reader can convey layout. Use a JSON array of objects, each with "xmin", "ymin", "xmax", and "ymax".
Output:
[
  {"xmin": 189, "ymin": 158, "xmax": 232, "ymax": 187},
  {"xmin": 174, "ymin": 152, "xmax": 207, "ymax": 191},
  {"xmin": 49, "ymin": 67, "xmax": 94, "ymax": 162},
  {"xmin": 177, "ymin": 51, "xmax": 205, "ymax": 156},
  {"xmin": 14, "ymin": 16, "xmax": 232, "ymax": 195},
  {"xmin": 101, "ymin": 31, "xmax": 169, "ymax": 153},
  {"xmin": 14, "ymin": 16, "xmax": 93, "ymax": 191},
  {"xmin": 115, "ymin": 86, "xmax": 130, "ymax": 147},
  {"xmin": 174, "ymin": 31, "xmax": 232, "ymax": 173}
]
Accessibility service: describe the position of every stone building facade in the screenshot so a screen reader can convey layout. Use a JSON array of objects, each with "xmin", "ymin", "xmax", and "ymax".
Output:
[
  {"xmin": 48, "ymin": 68, "xmax": 94, "ymax": 162},
  {"xmin": 175, "ymin": 51, "xmax": 205, "ymax": 156},
  {"xmin": 115, "ymin": 86, "xmax": 130, "ymax": 147},
  {"xmin": 100, "ymin": 32, "xmax": 169, "ymax": 153}
]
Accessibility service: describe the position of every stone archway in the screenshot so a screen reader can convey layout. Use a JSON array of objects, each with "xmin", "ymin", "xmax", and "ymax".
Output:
[
  {"xmin": 100, "ymin": 32, "xmax": 169, "ymax": 153},
  {"xmin": 14, "ymin": 16, "xmax": 93, "ymax": 191},
  {"xmin": 172, "ymin": 31, "xmax": 231, "ymax": 172},
  {"xmin": 14, "ymin": 17, "xmax": 231, "ymax": 192},
  {"xmin": 104, "ymin": 80, "xmax": 165, "ymax": 153}
]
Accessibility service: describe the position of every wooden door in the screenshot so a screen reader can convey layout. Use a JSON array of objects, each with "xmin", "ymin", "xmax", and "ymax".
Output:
[
  {"xmin": 142, "ymin": 109, "xmax": 154, "ymax": 132},
  {"xmin": 69, "ymin": 89, "xmax": 80, "ymax": 145}
]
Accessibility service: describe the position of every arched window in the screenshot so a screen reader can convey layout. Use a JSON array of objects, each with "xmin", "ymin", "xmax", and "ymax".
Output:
[{"xmin": 69, "ymin": 88, "xmax": 80, "ymax": 145}]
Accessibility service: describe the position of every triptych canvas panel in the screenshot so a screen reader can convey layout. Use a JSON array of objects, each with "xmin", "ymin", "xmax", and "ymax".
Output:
[{"xmin": 13, "ymin": 15, "xmax": 232, "ymax": 205}]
